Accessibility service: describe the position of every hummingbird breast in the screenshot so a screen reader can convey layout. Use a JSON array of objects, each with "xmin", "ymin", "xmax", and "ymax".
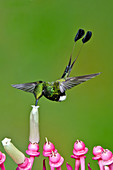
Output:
[{"xmin": 43, "ymin": 82, "xmax": 66, "ymax": 102}]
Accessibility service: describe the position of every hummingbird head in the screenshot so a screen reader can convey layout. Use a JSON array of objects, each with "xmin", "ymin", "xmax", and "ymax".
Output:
[{"xmin": 38, "ymin": 81, "xmax": 43, "ymax": 83}]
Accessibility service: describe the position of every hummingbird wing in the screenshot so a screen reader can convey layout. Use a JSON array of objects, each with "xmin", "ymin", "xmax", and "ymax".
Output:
[
  {"xmin": 59, "ymin": 73, "xmax": 100, "ymax": 93},
  {"xmin": 12, "ymin": 82, "xmax": 37, "ymax": 93}
]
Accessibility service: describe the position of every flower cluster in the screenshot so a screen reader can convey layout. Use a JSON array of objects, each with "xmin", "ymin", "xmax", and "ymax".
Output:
[
  {"xmin": 0, "ymin": 106, "xmax": 112, "ymax": 170},
  {"xmin": 42, "ymin": 140, "xmax": 113, "ymax": 170},
  {"xmin": 93, "ymin": 146, "xmax": 113, "ymax": 170}
]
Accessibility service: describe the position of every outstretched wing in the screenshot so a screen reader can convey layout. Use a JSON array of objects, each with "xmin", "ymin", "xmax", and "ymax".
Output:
[
  {"xmin": 12, "ymin": 82, "xmax": 37, "ymax": 93},
  {"xmin": 59, "ymin": 73, "xmax": 100, "ymax": 93}
]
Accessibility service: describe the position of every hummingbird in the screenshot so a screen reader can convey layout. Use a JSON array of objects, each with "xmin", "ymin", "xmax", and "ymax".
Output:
[{"xmin": 12, "ymin": 29, "xmax": 100, "ymax": 106}]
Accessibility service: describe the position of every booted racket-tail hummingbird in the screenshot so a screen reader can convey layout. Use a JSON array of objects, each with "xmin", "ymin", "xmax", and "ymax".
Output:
[{"xmin": 12, "ymin": 29, "xmax": 100, "ymax": 106}]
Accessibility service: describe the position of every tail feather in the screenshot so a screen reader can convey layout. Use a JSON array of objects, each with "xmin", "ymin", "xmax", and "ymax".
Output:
[
  {"xmin": 67, "ymin": 56, "xmax": 78, "ymax": 77},
  {"xmin": 61, "ymin": 55, "xmax": 78, "ymax": 79},
  {"xmin": 61, "ymin": 55, "xmax": 72, "ymax": 78},
  {"xmin": 61, "ymin": 29, "xmax": 85, "ymax": 79}
]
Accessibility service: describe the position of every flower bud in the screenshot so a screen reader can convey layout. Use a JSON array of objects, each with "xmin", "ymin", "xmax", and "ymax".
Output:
[
  {"xmin": 29, "ymin": 105, "xmax": 40, "ymax": 144},
  {"xmin": 2, "ymin": 138, "xmax": 25, "ymax": 164}
]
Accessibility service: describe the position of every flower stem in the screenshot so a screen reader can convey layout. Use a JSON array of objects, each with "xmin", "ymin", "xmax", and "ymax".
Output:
[
  {"xmin": 75, "ymin": 158, "xmax": 80, "ymax": 170},
  {"xmin": 98, "ymin": 160, "xmax": 105, "ymax": 170},
  {"xmin": 80, "ymin": 156, "xmax": 85, "ymax": 170},
  {"xmin": 29, "ymin": 156, "xmax": 35, "ymax": 167},
  {"xmin": 0, "ymin": 164, "xmax": 5, "ymax": 170}
]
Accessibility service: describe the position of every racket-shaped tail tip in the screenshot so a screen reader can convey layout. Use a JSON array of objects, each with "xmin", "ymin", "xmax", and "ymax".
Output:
[
  {"xmin": 82, "ymin": 31, "xmax": 92, "ymax": 43},
  {"xmin": 74, "ymin": 29, "xmax": 85, "ymax": 42}
]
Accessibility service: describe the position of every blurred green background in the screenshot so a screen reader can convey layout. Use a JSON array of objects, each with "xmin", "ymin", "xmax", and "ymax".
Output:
[{"xmin": 0, "ymin": 0, "xmax": 113, "ymax": 169}]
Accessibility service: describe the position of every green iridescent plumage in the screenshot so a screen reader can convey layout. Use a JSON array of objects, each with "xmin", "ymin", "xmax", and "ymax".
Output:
[
  {"xmin": 12, "ymin": 29, "xmax": 101, "ymax": 106},
  {"xmin": 12, "ymin": 66, "xmax": 100, "ymax": 105}
]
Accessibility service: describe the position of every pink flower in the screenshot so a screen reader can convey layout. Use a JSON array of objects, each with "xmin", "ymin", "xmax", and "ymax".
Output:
[
  {"xmin": 43, "ymin": 138, "xmax": 56, "ymax": 157},
  {"xmin": 49, "ymin": 151, "xmax": 64, "ymax": 170},
  {"xmin": 0, "ymin": 151, "xmax": 6, "ymax": 170},
  {"xmin": 92, "ymin": 146, "xmax": 104, "ymax": 170},
  {"xmin": 101, "ymin": 149, "xmax": 113, "ymax": 170},
  {"xmin": 71, "ymin": 140, "xmax": 88, "ymax": 170}
]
